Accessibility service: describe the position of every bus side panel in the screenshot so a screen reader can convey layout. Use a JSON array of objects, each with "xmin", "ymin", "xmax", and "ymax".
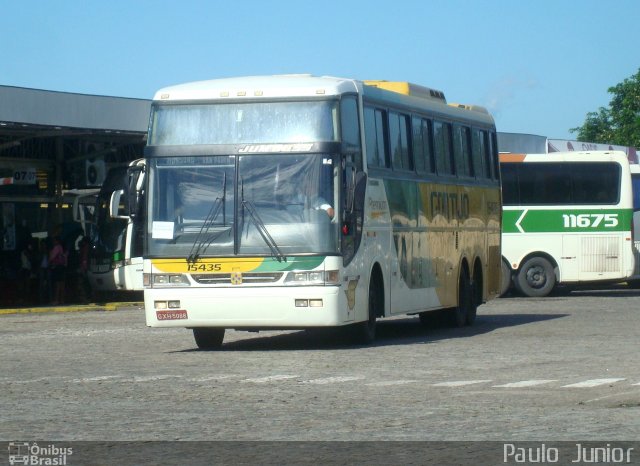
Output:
[
  {"xmin": 359, "ymin": 177, "xmax": 393, "ymax": 318},
  {"xmin": 502, "ymin": 206, "xmax": 634, "ymax": 284},
  {"xmin": 485, "ymin": 185, "xmax": 503, "ymax": 300},
  {"xmin": 369, "ymin": 178, "xmax": 500, "ymax": 315}
]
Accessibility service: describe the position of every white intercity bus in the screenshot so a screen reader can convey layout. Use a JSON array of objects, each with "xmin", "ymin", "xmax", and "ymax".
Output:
[
  {"xmin": 136, "ymin": 75, "xmax": 502, "ymax": 348},
  {"xmin": 500, "ymin": 151, "xmax": 635, "ymax": 297},
  {"xmin": 78, "ymin": 158, "xmax": 146, "ymax": 293}
]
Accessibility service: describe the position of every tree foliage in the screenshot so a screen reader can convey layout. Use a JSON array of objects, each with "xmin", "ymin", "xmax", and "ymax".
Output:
[{"xmin": 571, "ymin": 68, "xmax": 640, "ymax": 148}]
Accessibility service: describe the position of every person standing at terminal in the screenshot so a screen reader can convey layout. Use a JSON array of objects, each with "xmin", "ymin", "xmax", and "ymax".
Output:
[
  {"xmin": 17, "ymin": 240, "xmax": 35, "ymax": 305},
  {"xmin": 37, "ymin": 239, "xmax": 50, "ymax": 304},
  {"xmin": 49, "ymin": 236, "xmax": 67, "ymax": 305}
]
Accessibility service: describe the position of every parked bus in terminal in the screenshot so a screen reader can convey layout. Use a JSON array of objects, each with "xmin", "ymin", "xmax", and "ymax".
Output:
[
  {"xmin": 628, "ymin": 163, "xmax": 640, "ymax": 285},
  {"xmin": 137, "ymin": 75, "xmax": 502, "ymax": 348},
  {"xmin": 77, "ymin": 159, "xmax": 145, "ymax": 293},
  {"xmin": 500, "ymin": 151, "xmax": 635, "ymax": 297}
]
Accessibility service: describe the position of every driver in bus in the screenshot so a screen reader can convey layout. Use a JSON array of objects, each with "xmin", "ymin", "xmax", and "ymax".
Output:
[{"xmin": 312, "ymin": 198, "xmax": 334, "ymax": 220}]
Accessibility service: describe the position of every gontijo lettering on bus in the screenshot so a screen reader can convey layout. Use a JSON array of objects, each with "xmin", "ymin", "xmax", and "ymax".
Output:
[{"xmin": 430, "ymin": 191, "xmax": 470, "ymax": 220}]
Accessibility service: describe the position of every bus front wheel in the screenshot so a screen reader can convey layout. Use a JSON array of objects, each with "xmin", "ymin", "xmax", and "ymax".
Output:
[
  {"xmin": 193, "ymin": 328, "xmax": 225, "ymax": 350},
  {"xmin": 515, "ymin": 257, "xmax": 556, "ymax": 297},
  {"xmin": 350, "ymin": 278, "xmax": 379, "ymax": 344}
]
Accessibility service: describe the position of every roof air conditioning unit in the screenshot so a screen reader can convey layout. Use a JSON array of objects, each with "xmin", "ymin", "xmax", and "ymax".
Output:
[{"xmin": 86, "ymin": 157, "xmax": 106, "ymax": 186}]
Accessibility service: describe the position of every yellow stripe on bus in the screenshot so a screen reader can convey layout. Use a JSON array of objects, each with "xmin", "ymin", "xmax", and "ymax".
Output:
[{"xmin": 152, "ymin": 257, "xmax": 265, "ymax": 273}]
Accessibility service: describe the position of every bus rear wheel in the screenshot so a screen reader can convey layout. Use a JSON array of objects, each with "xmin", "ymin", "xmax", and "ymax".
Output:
[
  {"xmin": 451, "ymin": 269, "xmax": 472, "ymax": 328},
  {"xmin": 500, "ymin": 259, "xmax": 512, "ymax": 296},
  {"xmin": 466, "ymin": 276, "xmax": 480, "ymax": 326},
  {"xmin": 193, "ymin": 328, "xmax": 225, "ymax": 350},
  {"xmin": 515, "ymin": 256, "xmax": 555, "ymax": 297}
]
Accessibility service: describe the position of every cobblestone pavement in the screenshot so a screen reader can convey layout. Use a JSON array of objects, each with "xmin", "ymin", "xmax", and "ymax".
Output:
[{"xmin": 1, "ymin": 290, "xmax": 640, "ymax": 442}]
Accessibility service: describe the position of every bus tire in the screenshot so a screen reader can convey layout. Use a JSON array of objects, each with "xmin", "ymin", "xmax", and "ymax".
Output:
[
  {"xmin": 451, "ymin": 269, "xmax": 472, "ymax": 328},
  {"xmin": 193, "ymin": 328, "xmax": 225, "ymax": 350},
  {"xmin": 466, "ymin": 276, "xmax": 480, "ymax": 326},
  {"xmin": 515, "ymin": 256, "xmax": 555, "ymax": 297},
  {"xmin": 500, "ymin": 259, "xmax": 512, "ymax": 296},
  {"xmin": 350, "ymin": 277, "xmax": 379, "ymax": 344}
]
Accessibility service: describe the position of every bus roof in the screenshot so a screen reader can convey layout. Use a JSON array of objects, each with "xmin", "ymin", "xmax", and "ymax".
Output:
[
  {"xmin": 152, "ymin": 75, "xmax": 360, "ymax": 101},
  {"xmin": 499, "ymin": 150, "xmax": 630, "ymax": 164},
  {"xmin": 152, "ymin": 74, "xmax": 495, "ymax": 126},
  {"xmin": 363, "ymin": 80, "xmax": 446, "ymax": 102}
]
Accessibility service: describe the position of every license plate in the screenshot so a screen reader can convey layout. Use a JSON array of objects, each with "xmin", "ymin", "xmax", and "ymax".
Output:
[{"xmin": 156, "ymin": 310, "xmax": 188, "ymax": 320}]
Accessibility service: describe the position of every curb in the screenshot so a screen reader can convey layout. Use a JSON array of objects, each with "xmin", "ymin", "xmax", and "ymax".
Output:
[{"xmin": 0, "ymin": 302, "xmax": 143, "ymax": 315}]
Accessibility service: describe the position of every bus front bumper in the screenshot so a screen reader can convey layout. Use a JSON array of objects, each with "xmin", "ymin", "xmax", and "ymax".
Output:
[{"xmin": 144, "ymin": 285, "xmax": 347, "ymax": 329}]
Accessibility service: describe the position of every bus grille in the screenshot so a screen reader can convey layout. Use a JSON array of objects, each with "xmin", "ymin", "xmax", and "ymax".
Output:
[
  {"xmin": 190, "ymin": 272, "xmax": 283, "ymax": 285},
  {"xmin": 580, "ymin": 236, "xmax": 620, "ymax": 273}
]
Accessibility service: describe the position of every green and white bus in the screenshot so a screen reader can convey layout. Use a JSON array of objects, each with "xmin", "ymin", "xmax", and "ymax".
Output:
[
  {"xmin": 500, "ymin": 151, "xmax": 635, "ymax": 297},
  {"xmin": 137, "ymin": 75, "xmax": 502, "ymax": 348},
  {"xmin": 628, "ymin": 162, "xmax": 640, "ymax": 285}
]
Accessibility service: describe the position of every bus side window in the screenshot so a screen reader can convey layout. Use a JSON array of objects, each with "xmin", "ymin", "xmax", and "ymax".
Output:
[
  {"xmin": 340, "ymin": 96, "xmax": 362, "ymax": 170},
  {"xmin": 364, "ymin": 106, "xmax": 389, "ymax": 168},
  {"xmin": 434, "ymin": 121, "xmax": 454, "ymax": 176},
  {"xmin": 376, "ymin": 110, "xmax": 389, "ymax": 168},
  {"xmin": 423, "ymin": 119, "xmax": 435, "ymax": 173},
  {"xmin": 412, "ymin": 117, "xmax": 424, "ymax": 172},
  {"xmin": 390, "ymin": 112, "xmax": 412, "ymax": 171},
  {"xmin": 490, "ymin": 131, "xmax": 500, "ymax": 180},
  {"xmin": 364, "ymin": 107, "xmax": 377, "ymax": 167},
  {"xmin": 500, "ymin": 163, "xmax": 519, "ymax": 205},
  {"xmin": 471, "ymin": 128, "xmax": 486, "ymax": 179},
  {"xmin": 412, "ymin": 117, "xmax": 435, "ymax": 174},
  {"xmin": 453, "ymin": 125, "xmax": 472, "ymax": 178},
  {"xmin": 632, "ymin": 174, "xmax": 640, "ymax": 210}
]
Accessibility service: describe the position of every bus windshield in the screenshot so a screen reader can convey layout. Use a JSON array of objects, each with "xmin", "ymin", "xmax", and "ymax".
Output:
[
  {"xmin": 148, "ymin": 154, "xmax": 339, "ymax": 257},
  {"xmin": 149, "ymin": 101, "xmax": 339, "ymax": 145}
]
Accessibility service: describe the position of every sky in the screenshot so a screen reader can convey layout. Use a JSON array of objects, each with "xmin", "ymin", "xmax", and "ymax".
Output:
[{"xmin": 2, "ymin": 0, "xmax": 638, "ymax": 140}]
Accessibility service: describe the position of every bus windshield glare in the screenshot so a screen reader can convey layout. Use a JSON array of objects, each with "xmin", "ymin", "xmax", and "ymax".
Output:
[
  {"xmin": 149, "ymin": 101, "xmax": 339, "ymax": 145},
  {"xmin": 148, "ymin": 155, "xmax": 339, "ymax": 257}
]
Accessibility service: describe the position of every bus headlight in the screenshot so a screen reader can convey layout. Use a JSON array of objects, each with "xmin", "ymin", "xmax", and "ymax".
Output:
[
  {"xmin": 154, "ymin": 300, "xmax": 181, "ymax": 309},
  {"xmin": 284, "ymin": 270, "xmax": 340, "ymax": 286},
  {"xmin": 152, "ymin": 274, "xmax": 190, "ymax": 287}
]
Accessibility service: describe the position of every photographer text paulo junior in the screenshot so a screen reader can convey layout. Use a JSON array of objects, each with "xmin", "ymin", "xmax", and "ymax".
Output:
[{"xmin": 503, "ymin": 443, "xmax": 634, "ymax": 464}]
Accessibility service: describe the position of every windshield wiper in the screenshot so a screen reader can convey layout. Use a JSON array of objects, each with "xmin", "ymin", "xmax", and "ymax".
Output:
[
  {"xmin": 241, "ymin": 193, "xmax": 286, "ymax": 262},
  {"xmin": 187, "ymin": 173, "xmax": 227, "ymax": 263}
]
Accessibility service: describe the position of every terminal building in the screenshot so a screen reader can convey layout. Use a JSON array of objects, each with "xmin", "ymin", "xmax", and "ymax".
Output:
[
  {"xmin": 0, "ymin": 86, "xmax": 150, "ymax": 304},
  {"xmin": 0, "ymin": 85, "xmax": 150, "ymax": 242}
]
